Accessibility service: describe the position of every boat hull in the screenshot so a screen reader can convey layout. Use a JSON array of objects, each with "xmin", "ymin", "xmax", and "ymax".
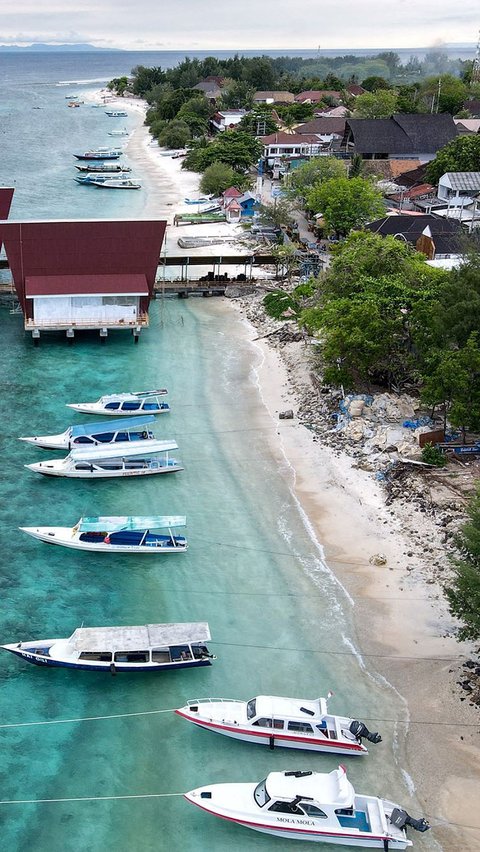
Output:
[
  {"xmin": 3, "ymin": 648, "xmax": 211, "ymax": 672},
  {"xmin": 19, "ymin": 433, "xmax": 69, "ymax": 450},
  {"xmin": 184, "ymin": 796, "xmax": 410, "ymax": 849},
  {"xmin": 20, "ymin": 527, "xmax": 187, "ymax": 554},
  {"xmin": 25, "ymin": 463, "xmax": 183, "ymax": 478},
  {"xmin": 175, "ymin": 711, "xmax": 365, "ymax": 754},
  {"xmin": 66, "ymin": 403, "xmax": 169, "ymax": 416}
]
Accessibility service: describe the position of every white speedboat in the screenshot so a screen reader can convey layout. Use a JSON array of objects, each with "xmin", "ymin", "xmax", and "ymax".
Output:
[
  {"xmin": 176, "ymin": 694, "xmax": 381, "ymax": 755},
  {"xmin": 25, "ymin": 439, "xmax": 182, "ymax": 479},
  {"xmin": 20, "ymin": 515, "xmax": 188, "ymax": 553},
  {"xmin": 185, "ymin": 766, "xmax": 429, "ymax": 848},
  {"xmin": 2, "ymin": 622, "xmax": 214, "ymax": 673},
  {"xmin": 19, "ymin": 415, "xmax": 156, "ymax": 450},
  {"xmin": 66, "ymin": 390, "xmax": 169, "ymax": 416},
  {"xmin": 93, "ymin": 178, "xmax": 141, "ymax": 189},
  {"xmin": 105, "ymin": 110, "xmax": 128, "ymax": 117}
]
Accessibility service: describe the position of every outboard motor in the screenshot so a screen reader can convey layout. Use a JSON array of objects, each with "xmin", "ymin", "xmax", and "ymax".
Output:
[
  {"xmin": 390, "ymin": 807, "xmax": 430, "ymax": 833},
  {"xmin": 349, "ymin": 719, "xmax": 382, "ymax": 744}
]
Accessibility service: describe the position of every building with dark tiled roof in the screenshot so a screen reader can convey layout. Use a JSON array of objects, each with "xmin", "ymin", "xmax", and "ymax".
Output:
[{"xmin": 343, "ymin": 113, "xmax": 458, "ymax": 162}]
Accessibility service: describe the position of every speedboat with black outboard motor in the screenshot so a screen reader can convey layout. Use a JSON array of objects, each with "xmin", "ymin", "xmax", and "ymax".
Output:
[
  {"xmin": 176, "ymin": 693, "xmax": 381, "ymax": 755},
  {"xmin": 185, "ymin": 765, "xmax": 429, "ymax": 848}
]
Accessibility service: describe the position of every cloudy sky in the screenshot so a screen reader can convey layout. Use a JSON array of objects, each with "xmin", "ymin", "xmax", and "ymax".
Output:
[{"xmin": 0, "ymin": 0, "xmax": 478, "ymax": 50}]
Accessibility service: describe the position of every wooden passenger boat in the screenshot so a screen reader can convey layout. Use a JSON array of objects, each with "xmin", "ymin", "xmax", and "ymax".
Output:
[
  {"xmin": 66, "ymin": 390, "xmax": 169, "ymax": 416},
  {"xmin": 19, "ymin": 415, "xmax": 156, "ymax": 450},
  {"xmin": 20, "ymin": 515, "xmax": 188, "ymax": 553}
]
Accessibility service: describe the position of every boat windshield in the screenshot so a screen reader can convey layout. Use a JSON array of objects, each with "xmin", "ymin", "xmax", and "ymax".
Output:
[
  {"xmin": 246, "ymin": 698, "xmax": 256, "ymax": 719},
  {"xmin": 253, "ymin": 779, "xmax": 271, "ymax": 808}
]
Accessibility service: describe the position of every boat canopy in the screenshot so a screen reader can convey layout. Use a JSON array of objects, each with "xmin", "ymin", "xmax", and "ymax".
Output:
[
  {"xmin": 69, "ymin": 439, "xmax": 177, "ymax": 462},
  {"xmin": 131, "ymin": 389, "xmax": 168, "ymax": 398},
  {"xmin": 78, "ymin": 515, "xmax": 187, "ymax": 532},
  {"xmin": 68, "ymin": 622, "xmax": 211, "ymax": 652},
  {"xmin": 266, "ymin": 767, "xmax": 354, "ymax": 809},
  {"xmin": 70, "ymin": 416, "xmax": 156, "ymax": 437}
]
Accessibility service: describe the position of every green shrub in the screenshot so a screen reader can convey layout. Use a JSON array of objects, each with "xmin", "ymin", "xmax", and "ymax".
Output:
[
  {"xmin": 421, "ymin": 442, "xmax": 447, "ymax": 467},
  {"xmin": 263, "ymin": 290, "xmax": 299, "ymax": 319}
]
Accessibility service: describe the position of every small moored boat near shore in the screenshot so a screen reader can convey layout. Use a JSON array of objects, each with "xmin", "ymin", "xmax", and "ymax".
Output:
[
  {"xmin": 184, "ymin": 765, "xmax": 429, "ymax": 848},
  {"xmin": 75, "ymin": 163, "xmax": 131, "ymax": 173},
  {"xmin": 73, "ymin": 148, "xmax": 122, "ymax": 160},
  {"xmin": 92, "ymin": 178, "xmax": 141, "ymax": 189},
  {"xmin": 105, "ymin": 109, "xmax": 128, "ymax": 117},
  {"xmin": 25, "ymin": 439, "xmax": 182, "ymax": 479},
  {"xmin": 1, "ymin": 622, "xmax": 214, "ymax": 672},
  {"xmin": 20, "ymin": 415, "xmax": 157, "ymax": 450},
  {"xmin": 66, "ymin": 390, "xmax": 170, "ymax": 416},
  {"xmin": 20, "ymin": 515, "xmax": 188, "ymax": 553},
  {"xmin": 176, "ymin": 693, "xmax": 381, "ymax": 755}
]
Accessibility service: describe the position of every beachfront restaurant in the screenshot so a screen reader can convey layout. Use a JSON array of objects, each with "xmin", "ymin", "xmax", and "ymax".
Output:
[{"xmin": 0, "ymin": 218, "xmax": 166, "ymax": 343}]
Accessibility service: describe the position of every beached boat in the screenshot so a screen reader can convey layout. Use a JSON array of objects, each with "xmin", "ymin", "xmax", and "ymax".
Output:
[
  {"xmin": 19, "ymin": 415, "xmax": 156, "ymax": 450},
  {"xmin": 176, "ymin": 694, "xmax": 381, "ymax": 755},
  {"xmin": 184, "ymin": 196, "xmax": 213, "ymax": 205},
  {"xmin": 66, "ymin": 390, "xmax": 170, "ymax": 416},
  {"xmin": 73, "ymin": 148, "xmax": 122, "ymax": 160},
  {"xmin": 184, "ymin": 765, "xmax": 429, "ymax": 848},
  {"xmin": 20, "ymin": 515, "xmax": 188, "ymax": 553},
  {"xmin": 2, "ymin": 622, "xmax": 214, "ymax": 672},
  {"xmin": 105, "ymin": 110, "xmax": 128, "ymax": 117},
  {"xmin": 75, "ymin": 163, "xmax": 131, "ymax": 173},
  {"xmin": 25, "ymin": 439, "xmax": 182, "ymax": 479},
  {"xmin": 92, "ymin": 178, "xmax": 141, "ymax": 190}
]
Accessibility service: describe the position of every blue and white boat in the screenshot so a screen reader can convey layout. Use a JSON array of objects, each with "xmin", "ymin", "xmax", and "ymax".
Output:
[
  {"xmin": 20, "ymin": 515, "xmax": 188, "ymax": 553},
  {"xmin": 1, "ymin": 622, "xmax": 214, "ymax": 673},
  {"xmin": 66, "ymin": 390, "xmax": 170, "ymax": 416},
  {"xmin": 105, "ymin": 109, "xmax": 128, "ymax": 117},
  {"xmin": 185, "ymin": 766, "xmax": 429, "ymax": 848},
  {"xmin": 19, "ymin": 415, "xmax": 156, "ymax": 450},
  {"xmin": 73, "ymin": 148, "xmax": 122, "ymax": 160},
  {"xmin": 25, "ymin": 439, "xmax": 182, "ymax": 479},
  {"xmin": 75, "ymin": 172, "xmax": 132, "ymax": 184},
  {"xmin": 75, "ymin": 163, "xmax": 131, "ymax": 173},
  {"xmin": 184, "ymin": 196, "xmax": 213, "ymax": 205}
]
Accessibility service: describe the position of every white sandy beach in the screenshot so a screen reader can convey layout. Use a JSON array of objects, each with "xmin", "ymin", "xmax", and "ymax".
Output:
[{"xmin": 86, "ymin": 87, "xmax": 480, "ymax": 850}]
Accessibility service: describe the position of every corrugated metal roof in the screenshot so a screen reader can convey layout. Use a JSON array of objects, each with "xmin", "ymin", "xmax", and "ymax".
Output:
[
  {"xmin": 25, "ymin": 273, "xmax": 148, "ymax": 297},
  {"xmin": 441, "ymin": 172, "xmax": 480, "ymax": 190}
]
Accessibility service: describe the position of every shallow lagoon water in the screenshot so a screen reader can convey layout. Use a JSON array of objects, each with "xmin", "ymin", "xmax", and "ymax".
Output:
[{"xmin": 0, "ymin": 300, "xmax": 436, "ymax": 851}]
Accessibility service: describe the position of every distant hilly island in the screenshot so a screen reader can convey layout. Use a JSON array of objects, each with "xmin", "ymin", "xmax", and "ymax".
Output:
[{"xmin": 0, "ymin": 43, "xmax": 124, "ymax": 52}]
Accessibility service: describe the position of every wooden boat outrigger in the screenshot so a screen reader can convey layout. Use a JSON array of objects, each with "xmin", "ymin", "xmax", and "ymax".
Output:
[
  {"xmin": 20, "ymin": 515, "xmax": 188, "ymax": 553},
  {"xmin": 66, "ymin": 390, "xmax": 170, "ymax": 416},
  {"xmin": 2, "ymin": 622, "xmax": 214, "ymax": 672},
  {"xmin": 19, "ymin": 415, "xmax": 156, "ymax": 450},
  {"xmin": 25, "ymin": 439, "xmax": 182, "ymax": 479}
]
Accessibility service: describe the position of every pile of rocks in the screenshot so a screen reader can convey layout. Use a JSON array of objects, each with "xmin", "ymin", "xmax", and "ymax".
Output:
[{"xmin": 457, "ymin": 659, "xmax": 480, "ymax": 708}]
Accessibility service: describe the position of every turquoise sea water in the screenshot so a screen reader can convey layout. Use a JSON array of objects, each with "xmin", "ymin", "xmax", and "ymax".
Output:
[{"xmin": 0, "ymin": 54, "xmax": 437, "ymax": 851}]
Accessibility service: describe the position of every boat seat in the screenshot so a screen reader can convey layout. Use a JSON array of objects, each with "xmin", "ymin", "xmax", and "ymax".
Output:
[{"xmin": 366, "ymin": 801, "xmax": 383, "ymax": 835}]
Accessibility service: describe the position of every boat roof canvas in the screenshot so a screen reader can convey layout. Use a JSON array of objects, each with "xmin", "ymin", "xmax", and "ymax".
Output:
[
  {"xmin": 265, "ymin": 768, "xmax": 354, "ymax": 808},
  {"xmin": 69, "ymin": 622, "xmax": 211, "ymax": 651},
  {"xmin": 70, "ymin": 416, "xmax": 156, "ymax": 437},
  {"xmin": 255, "ymin": 696, "xmax": 324, "ymax": 719},
  {"xmin": 99, "ymin": 390, "xmax": 167, "ymax": 403},
  {"xmin": 78, "ymin": 515, "xmax": 186, "ymax": 532},
  {"xmin": 69, "ymin": 439, "xmax": 177, "ymax": 461}
]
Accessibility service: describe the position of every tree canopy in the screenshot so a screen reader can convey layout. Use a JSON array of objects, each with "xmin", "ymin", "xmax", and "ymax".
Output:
[
  {"xmin": 307, "ymin": 177, "xmax": 385, "ymax": 236},
  {"xmin": 445, "ymin": 486, "xmax": 480, "ymax": 641},
  {"xmin": 353, "ymin": 89, "xmax": 398, "ymax": 118},
  {"xmin": 199, "ymin": 162, "xmax": 248, "ymax": 196},
  {"xmin": 285, "ymin": 157, "xmax": 346, "ymax": 204},
  {"xmin": 426, "ymin": 135, "xmax": 480, "ymax": 184}
]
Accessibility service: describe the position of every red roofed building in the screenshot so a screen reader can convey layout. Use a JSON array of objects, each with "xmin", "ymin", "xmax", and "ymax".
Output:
[
  {"xmin": 260, "ymin": 132, "xmax": 324, "ymax": 166},
  {"xmin": 0, "ymin": 218, "xmax": 166, "ymax": 342},
  {"xmin": 295, "ymin": 90, "xmax": 341, "ymax": 104}
]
